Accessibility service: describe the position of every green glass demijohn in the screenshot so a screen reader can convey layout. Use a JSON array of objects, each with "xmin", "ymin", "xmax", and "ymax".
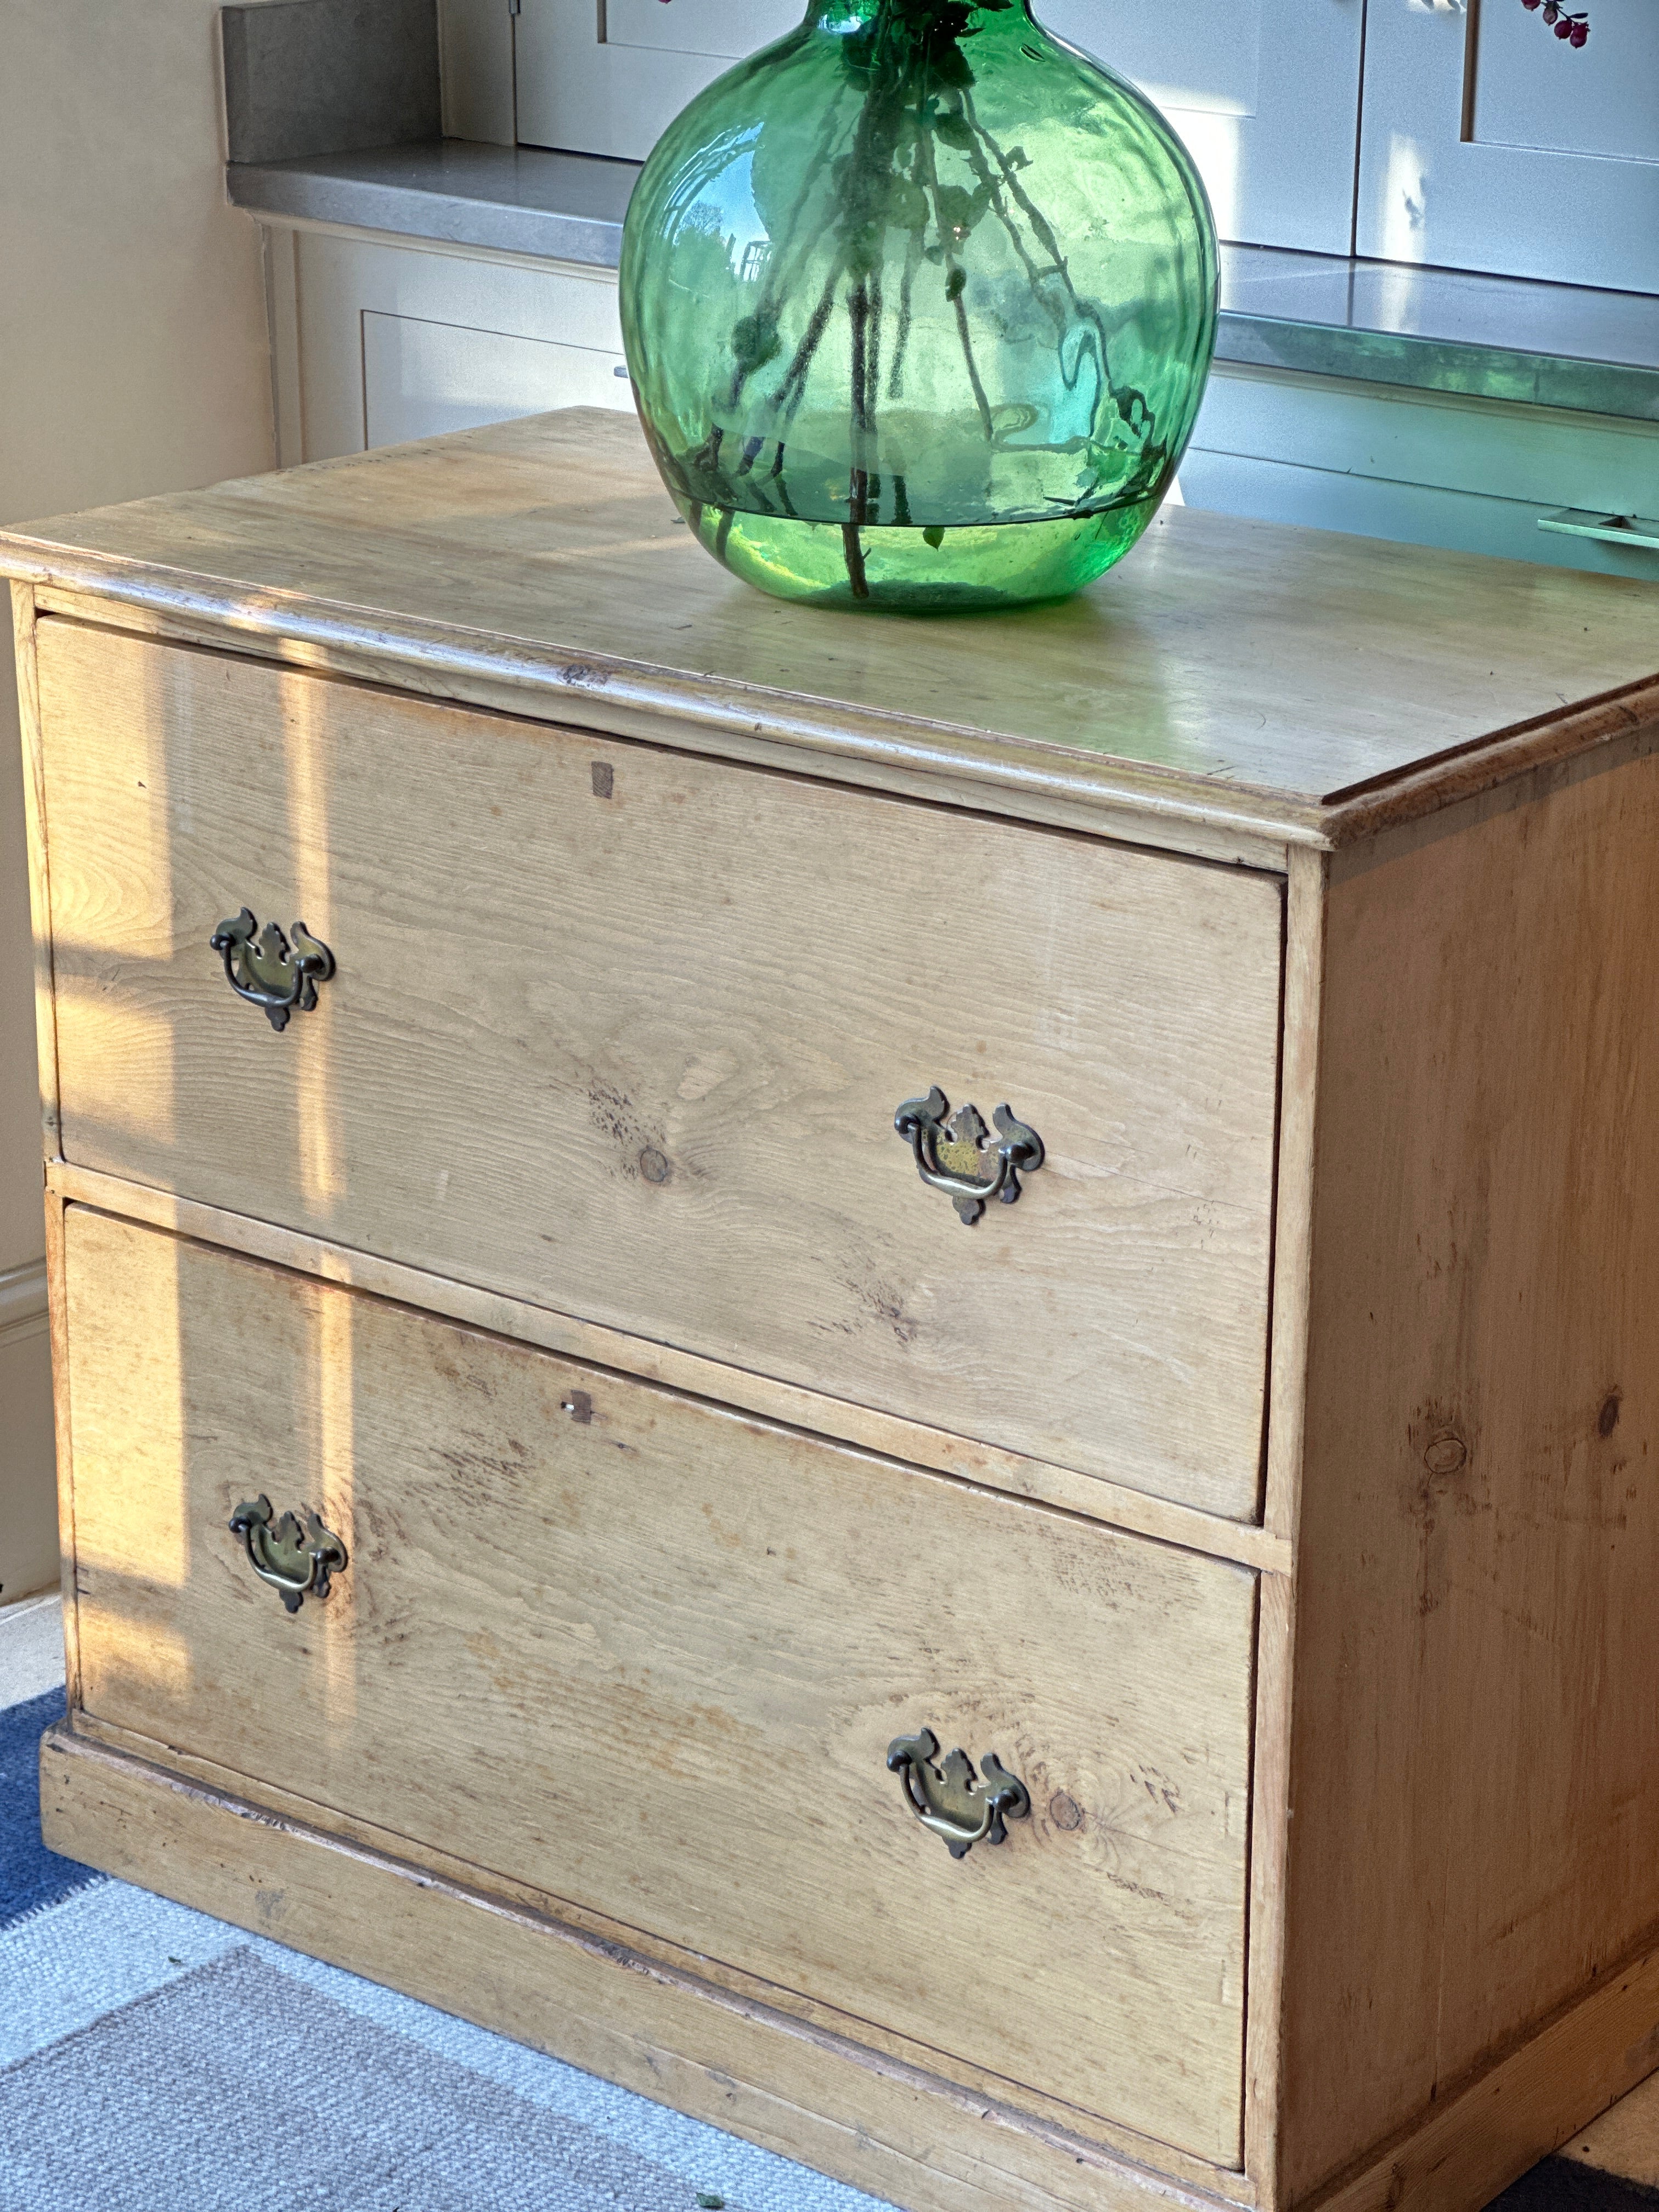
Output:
[{"xmin": 619, "ymin": 0, "xmax": 1218, "ymax": 613}]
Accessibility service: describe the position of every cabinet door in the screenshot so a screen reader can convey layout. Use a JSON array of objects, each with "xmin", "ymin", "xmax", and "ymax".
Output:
[
  {"xmin": 362, "ymin": 311, "xmax": 630, "ymax": 448},
  {"xmin": 1040, "ymin": 0, "xmax": 1364, "ymax": 251},
  {"xmin": 274, "ymin": 230, "xmax": 631, "ymax": 463},
  {"xmin": 1356, "ymin": 0, "xmax": 1659, "ymax": 291},
  {"xmin": 514, "ymin": 0, "xmax": 1364, "ymax": 253},
  {"xmin": 514, "ymin": 0, "xmax": 802, "ymax": 159}
]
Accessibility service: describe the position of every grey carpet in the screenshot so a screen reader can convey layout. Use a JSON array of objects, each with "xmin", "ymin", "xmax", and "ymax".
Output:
[{"xmin": 0, "ymin": 1943, "xmax": 743, "ymax": 2211}]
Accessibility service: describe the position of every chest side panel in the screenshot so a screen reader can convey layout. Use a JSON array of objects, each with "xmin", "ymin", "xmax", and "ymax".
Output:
[{"xmin": 1280, "ymin": 748, "xmax": 1659, "ymax": 2196}]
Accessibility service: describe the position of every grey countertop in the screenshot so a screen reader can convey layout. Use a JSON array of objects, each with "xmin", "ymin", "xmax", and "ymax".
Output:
[
  {"xmin": 230, "ymin": 140, "xmax": 637, "ymax": 270},
  {"xmin": 1217, "ymin": 247, "xmax": 1659, "ymax": 425},
  {"xmin": 228, "ymin": 139, "xmax": 1659, "ymax": 425}
]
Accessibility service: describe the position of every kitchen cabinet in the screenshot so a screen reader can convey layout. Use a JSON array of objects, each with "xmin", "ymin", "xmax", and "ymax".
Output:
[
  {"xmin": 1356, "ymin": 0, "xmax": 1659, "ymax": 294},
  {"xmin": 512, "ymin": 0, "xmax": 1367, "ymax": 254}
]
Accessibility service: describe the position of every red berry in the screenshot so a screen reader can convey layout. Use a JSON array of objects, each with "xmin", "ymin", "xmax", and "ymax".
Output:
[
  {"xmin": 1554, "ymin": 15, "xmax": 1572, "ymax": 32},
  {"xmin": 1521, "ymin": 0, "xmax": 1541, "ymax": 10},
  {"xmin": 1542, "ymin": 2, "xmax": 1558, "ymax": 20},
  {"xmin": 1569, "ymin": 18, "xmax": 1588, "ymax": 41}
]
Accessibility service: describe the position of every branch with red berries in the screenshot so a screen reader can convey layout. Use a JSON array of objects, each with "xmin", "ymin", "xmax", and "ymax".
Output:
[{"xmin": 1520, "ymin": 0, "xmax": 1589, "ymax": 48}]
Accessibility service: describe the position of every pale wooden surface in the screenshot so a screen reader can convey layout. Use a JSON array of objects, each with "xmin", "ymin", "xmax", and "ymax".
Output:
[
  {"xmin": 1560, "ymin": 2068, "xmax": 1659, "ymax": 2187},
  {"xmin": 63, "ymin": 1204, "xmax": 1257, "ymax": 2165},
  {"xmin": 27, "ymin": 581, "xmax": 1301, "ymax": 874},
  {"xmin": 37, "ymin": 616, "xmax": 1283, "ymax": 1520},
  {"xmin": 45, "ymin": 1713, "xmax": 1659, "ymax": 2212},
  {"xmin": 66, "ymin": 1695, "xmax": 1251, "ymax": 2204},
  {"xmin": 24, "ymin": 409, "xmax": 1659, "ymax": 2212},
  {"xmin": 10, "ymin": 588, "xmax": 58, "ymax": 1159},
  {"xmin": 1311, "ymin": 1939, "xmax": 1659, "ymax": 2212},
  {"xmin": 18, "ymin": 585, "xmax": 80, "ymax": 1692},
  {"xmin": 45, "ymin": 1161, "xmax": 1294, "ymax": 1576},
  {"xmin": 43, "ymin": 1197, "xmax": 80, "ymax": 1708},
  {"xmin": 9, "ymin": 583, "xmax": 66, "ymax": 1616},
  {"xmin": 1243, "ymin": 847, "xmax": 1328, "ymax": 2197},
  {"xmin": 41, "ymin": 1725, "xmax": 1252, "ymax": 2212},
  {"xmin": 3, "ymin": 410, "xmax": 1657, "ymax": 851},
  {"xmin": 1277, "ymin": 748, "xmax": 1659, "ymax": 2200}
]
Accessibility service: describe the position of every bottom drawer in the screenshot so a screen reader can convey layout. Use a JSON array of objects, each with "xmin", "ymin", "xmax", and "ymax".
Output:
[{"xmin": 64, "ymin": 1205, "xmax": 1257, "ymax": 2165}]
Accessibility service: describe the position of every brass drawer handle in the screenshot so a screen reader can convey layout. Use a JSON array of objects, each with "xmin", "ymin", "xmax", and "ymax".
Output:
[
  {"xmin": 887, "ymin": 1728, "xmax": 1031, "ymax": 1858},
  {"xmin": 210, "ymin": 907, "xmax": 335, "ymax": 1032},
  {"xmin": 893, "ymin": 1087, "xmax": 1044, "ymax": 1225},
  {"xmin": 229, "ymin": 1494, "xmax": 348, "ymax": 1613}
]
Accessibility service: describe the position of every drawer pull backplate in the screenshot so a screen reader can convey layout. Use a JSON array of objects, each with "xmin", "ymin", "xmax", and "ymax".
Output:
[
  {"xmin": 210, "ymin": 907, "xmax": 335, "ymax": 1031},
  {"xmin": 893, "ymin": 1088, "xmax": 1044, "ymax": 1225},
  {"xmin": 229, "ymin": 1494, "xmax": 348, "ymax": 1613},
  {"xmin": 887, "ymin": 1727, "xmax": 1031, "ymax": 1858}
]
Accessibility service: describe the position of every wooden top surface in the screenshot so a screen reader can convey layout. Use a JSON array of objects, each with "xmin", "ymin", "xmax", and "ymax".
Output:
[{"xmin": 5, "ymin": 408, "xmax": 1657, "ymax": 851}]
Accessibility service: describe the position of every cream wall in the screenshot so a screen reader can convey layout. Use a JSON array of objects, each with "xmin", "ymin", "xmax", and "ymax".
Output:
[{"xmin": 0, "ymin": 0, "xmax": 275, "ymax": 1604}]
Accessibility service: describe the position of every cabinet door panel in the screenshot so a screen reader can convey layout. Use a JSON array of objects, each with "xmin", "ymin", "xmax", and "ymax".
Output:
[
  {"xmin": 362, "ymin": 309, "xmax": 630, "ymax": 449},
  {"xmin": 285, "ymin": 231, "xmax": 628, "ymax": 463},
  {"xmin": 603, "ymin": 0, "xmax": 798, "ymax": 58},
  {"xmin": 1474, "ymin": 0, "xmax": 1657, "ymax": 166},
  {"xmin": 1040, "ymin": 0, "xmax": 1363, "ymax": 251},
  {"xmin": 514, "ymin": 0, "xmax": 1364, "ymax": 254},
  {"xmin": 513, "ymin": 0, "xmax": 799, "ymax": 159},
  {"xmin": 1356, "ymin": 0, "xmax": 1659, "ymax": 291}
]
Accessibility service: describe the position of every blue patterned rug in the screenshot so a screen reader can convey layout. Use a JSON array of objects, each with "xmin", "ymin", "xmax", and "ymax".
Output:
[
  {"xmin": 0, "ymin": 1688, "xmax": 889, "ymax": 2212},
  {"xmin": 0, "ymin": 1691, "xmax": 101, "ymax": 1936}
]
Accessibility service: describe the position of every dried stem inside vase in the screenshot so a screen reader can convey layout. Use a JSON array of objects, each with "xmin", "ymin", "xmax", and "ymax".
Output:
[{"xmin": 660, "ymin": 2, "xmax": 1173, "ymax": 597}]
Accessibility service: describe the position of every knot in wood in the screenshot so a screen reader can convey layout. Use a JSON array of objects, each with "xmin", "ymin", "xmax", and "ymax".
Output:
[{"xmin": 1422, "ymin": 1432, "xmax": 1468, "ymax": 1479}]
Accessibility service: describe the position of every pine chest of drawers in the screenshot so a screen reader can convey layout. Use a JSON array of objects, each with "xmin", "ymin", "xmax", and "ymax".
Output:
[{"xmin": 10, "ymin": 410, "xmax": 1659, "ymax": 2212}]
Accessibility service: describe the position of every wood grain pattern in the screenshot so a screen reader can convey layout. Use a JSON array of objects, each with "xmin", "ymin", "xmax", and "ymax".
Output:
[
  {"xmin": 43, "ymin": 1196, "xmax": 80, "ymax": 1706},
  {"xmin": 37, "ymin": 617, "xmax": 1283, "ymax": 1519},
  {"xmin": 1260, "ymin": 848, "xmax": 1327, "ymax": 1551},
  {"xmin": 1244, "ymin": 1572, "xmax": 1293, "ymax": 2204},
  {"xmin": 1307, "ymin": 1937, "xmax": 1659, "ymax": 2212},
  {"xmin": 44, "ymin": 1159, "xmax": 1293, "ymax": 1577},
  {"xmin": 2, "ymin": 409, "xmax": 1656, "ymax": 851},
  {"xmin": 46, "ymin": 1720, "xmax": 1659, "ymax": 2212},
  {"xmin": 1243, "ymin": 847, "xmax": 1327, "ymax": 2194},
  {"xmin": 65, "ymin": 1697, "xmax": 1254, "ymax": 2204},
  {"xmin": 1277, "ymin": 749, "xmax": 1659, "ymax": 2200},
  {"xmin": 10, "ymin": 584, "xmax": 59, "ymax": 1156},
  {"xmin": 41, "ymin": 1725, "xmax": 1260, "ymax": 2212},
  {"xmin": 63, "ymin": 1204, "xmax": 1259, "ymax": 2165},
  {"xmin": 32, "ymin": 587, "xmax": 1298, "ymax": 873},
  {"xmin": 1556, "ymin": 2065, "xmax": 1659, "ymax": 2189},
  {"xmin": 26, "ymin": 405, "xmax": 1659, "ymax": 2212},
  {"xmin": 14, "ymin": 589, "xmax": 76, "ymax": 1684}
]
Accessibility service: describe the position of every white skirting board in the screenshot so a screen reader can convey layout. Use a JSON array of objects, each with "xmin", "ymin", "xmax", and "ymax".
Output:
[
  {"xmin": 0, "ymin": 1590, "xmax": 65, "ymax": 1709},
  {"xmin": 0, "ymin": 1259, "xmax": 47, "ymax": 1350}
]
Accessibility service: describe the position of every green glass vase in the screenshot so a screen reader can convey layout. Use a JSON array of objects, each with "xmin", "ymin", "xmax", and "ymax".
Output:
[{"xmin": 619, "ymin": 0, "xmax": 1217, "ymax": 614}]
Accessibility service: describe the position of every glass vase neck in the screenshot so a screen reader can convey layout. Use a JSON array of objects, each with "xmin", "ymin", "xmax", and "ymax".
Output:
[{"xmin": 802, "ymin": 1, "xmax": 1036, "ymax": 30}]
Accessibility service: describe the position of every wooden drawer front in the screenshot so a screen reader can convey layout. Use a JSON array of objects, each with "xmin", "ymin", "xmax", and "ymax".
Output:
[
  {"xmin": 40, "ymin": 619, "xmax": 1282, "ymax": 1521},
  {"xmin": 66, "ymin": 1207, "xmax": 1257, "ymax": 2164}
]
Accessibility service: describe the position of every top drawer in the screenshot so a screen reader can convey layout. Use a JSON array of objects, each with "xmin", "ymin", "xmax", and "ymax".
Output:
[{"xmin": 36, "ymin": 618, "xmax": 1282, "ymax": 1520}]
